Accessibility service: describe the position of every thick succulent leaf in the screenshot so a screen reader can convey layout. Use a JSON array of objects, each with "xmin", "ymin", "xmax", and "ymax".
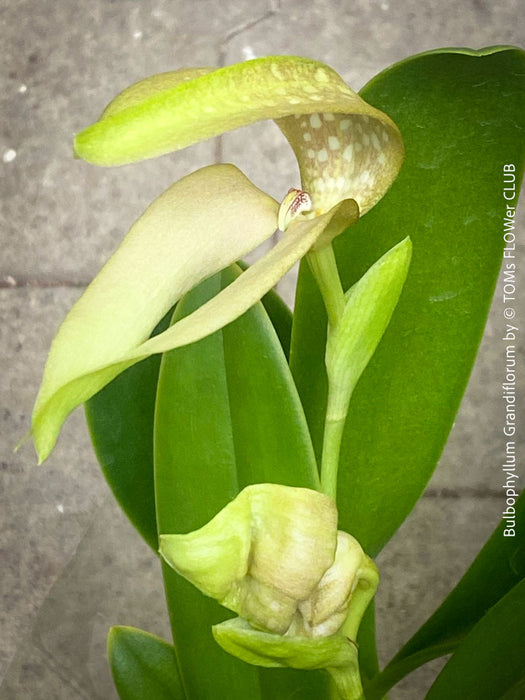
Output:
[
  {"xmin": 107, "ymin": 626, "xmax": 183, "ymax": 700},
  {"xmin": 499, "ymin": 677, "xmax": 525, "ymax": 700},
  {"xmin": 366, "ymin": 493, "xmax": 525, "ymax": 698},
  {"xmin": 154, "ymin": 266, "xmax": 329, "ymax": 699},
  {"xmin": 74, "ymin": 56, "xmax": 403, "ymax": 213},
  {"xmin": 31, "ymin": 164, "xmax": 278, "ymax": 462},
  {"xmin": 291, "ymin": 46, "xmax": 525, "ymax": 557},
  {"xmin": 84, "ymin": 309, "xmax": 172, "ymax": 550},
  {"xmin": 84, "ymin": 285, "xmax": 291, "ymax": 553},
  {"xmin": 425, "ymin": 579, "xmax": 525, "ymax": 699},
  {"xmin": 237, "ymin": 260, "xmax": 292, "ymax": 357}
]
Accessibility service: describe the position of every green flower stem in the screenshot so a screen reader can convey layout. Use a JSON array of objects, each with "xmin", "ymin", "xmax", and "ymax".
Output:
[
  {"xmin": 307, "ymin": 243, "xmax": 347, "ymax": 499},
  {"xmin": 308, "ymin": 242, "xmax": 385, "ymax": 700},
  {"xmin": 319, "ymin": 409, "xmax": 346, "ymax": 499},
  {"xmin": 327, "ymin": 657, "xmax": 365, "ymax": 700},
  {"xmin": 342, "ymin": 565, "xmax": 380, "ymax": 642},
  {"xmin": 307, "ymin": 244, "xmax": 345, "ymax": 329},
  {"xmin": 329, "ymin": 559, "xmax": 379, "ymax": 699}
]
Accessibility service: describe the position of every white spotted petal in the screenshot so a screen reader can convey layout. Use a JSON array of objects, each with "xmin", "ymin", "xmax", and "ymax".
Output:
[{"xmin": 75, "ymin": 56, "xmax": 404, "ymax": 214}]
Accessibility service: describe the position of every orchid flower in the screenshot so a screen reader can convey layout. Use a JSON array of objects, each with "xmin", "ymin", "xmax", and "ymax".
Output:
[{"xmin": 31, "ymin": 56, "xmax": 404, "ymax": 462}]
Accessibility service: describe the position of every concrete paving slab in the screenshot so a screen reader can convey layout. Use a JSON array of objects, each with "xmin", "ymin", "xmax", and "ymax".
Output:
[
  {"xmin": 0, "ymin": 287, "xmax": 109, "ymax": 678},
  {"xmin": 224, "ymin": 0, "xmax": 525, "ymax": 91},
  {"xmin": 2, "ymin": 0, "xmax": 274, "ymax": 281},
  {"xmin": 375, "ymin": 494, "xmax": 502, "ymax": 698},
  {"xmin": 1, "ymin": 495, "xmax": 168, "ymax": 700}
]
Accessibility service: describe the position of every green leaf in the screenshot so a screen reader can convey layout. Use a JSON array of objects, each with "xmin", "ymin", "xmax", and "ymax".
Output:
[
  {"xmin": 291, "ymin": 46, "xmax": 525, "ymax": 557},
  {"xmin": 32, "ymin": 164, "xmax": 279, "ymax": 462},
  {"xmin": 107, "ymin": 626, "xmax": 183, "ymax": 700},
  {"xmin": 75, "ymin": 56, "xmax": 403, "ymax": 214},
  {"xmin": 84, "ymin": 310, "xmax": 172, "ymax": 550},
  {"xmin": 237, "ymin": 260, "xmax": 292, "ymax": 359},
  {"xmin": 499, "ymin": 677, "xmax": 525, "ymax": 700},
  {"xmin": 84, "ymin": 285, "xmax": 291, "ymax": 553},
  {"xmin": 154, "ymin": 265, "xmax": 329, "ymax": 699},
  {"xmin": 366, "ymin": 493, "xmax": 525, "ymax": 698},
  {"xmin": 424, "ymin": 578, "xmax": 525, "ymax": 699}
]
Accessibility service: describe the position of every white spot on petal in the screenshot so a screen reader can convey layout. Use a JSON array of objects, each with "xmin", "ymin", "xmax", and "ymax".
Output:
[
  {"xmin": 371, "ymin": 133, "xmax": 381, "ymax": 150},
  {"xmin": 307, "ymin": 149, "xmax": 316, "ymax": 159},
  {"xmin": 3, "ymin": 149, "xmax": 17, "ymax": 163},
  {"xmin": 317, "ymin": 148, "xmax": 328, "ymax": 162},
  {"xmin": 340, "ymin": 119, "xmax": 351, "ymax": 131},
  {"xmin": 378, "ymin": 152, "xmax": 387, "ymax": 164},
  {"xmin": 342, "ymin": 144, "xmax": 353, "ymax": 161},
  {"xmin": 309, "ymin": 114, "xmax": 322, "ymax": 129},
  {"xmin": 323, "ymin": 113, "xmax": 335, "ymax": 121},
  {"xmin": 382, "ymin": 130, "xmax": 390, "ymax": 143},
  {"xmin": 303, "ymin": 132, "xmax": 312, "ymax": 142},
  {"xmin": 328, "ymin": 136, "xmax": 340, "ymax": 150},
  {"xmin": 315, "ymin": 67, "xmax": 329, "ymax": 83}
]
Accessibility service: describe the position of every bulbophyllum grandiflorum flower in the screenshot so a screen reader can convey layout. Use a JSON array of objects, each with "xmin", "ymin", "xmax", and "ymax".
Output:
[
  {"xmin": 30, "ymin": 56, "xmax": 404, "ymax": 462},
  {"xmin": 160, "ymin": 484, "xmax": 378, "ymax": 675}
]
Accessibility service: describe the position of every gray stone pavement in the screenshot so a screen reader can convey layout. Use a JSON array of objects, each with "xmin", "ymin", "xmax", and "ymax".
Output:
[{"xmin": 1, "ymin": 1, "xmax": 524, "ymax": 698}]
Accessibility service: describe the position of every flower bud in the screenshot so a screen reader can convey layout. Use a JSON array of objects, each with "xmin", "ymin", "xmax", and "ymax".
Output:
[
  {"xmin": 159, "ymin": 484, "xmax": 376, "ymax": 641},
  {"xmin": 295, "ymin": 531, "xmax": 370, "ymax": 637}
]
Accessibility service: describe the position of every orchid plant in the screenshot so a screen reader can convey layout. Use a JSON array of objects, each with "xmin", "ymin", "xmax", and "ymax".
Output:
[{"xmin": 30, "ymin": 47, "xmax": 525, "ymax": 700}]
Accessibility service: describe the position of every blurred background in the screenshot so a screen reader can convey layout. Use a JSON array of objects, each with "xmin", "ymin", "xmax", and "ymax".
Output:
[{"xmin": 1, "ymin": 1, "xmax": 523, "ymax": 697}]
